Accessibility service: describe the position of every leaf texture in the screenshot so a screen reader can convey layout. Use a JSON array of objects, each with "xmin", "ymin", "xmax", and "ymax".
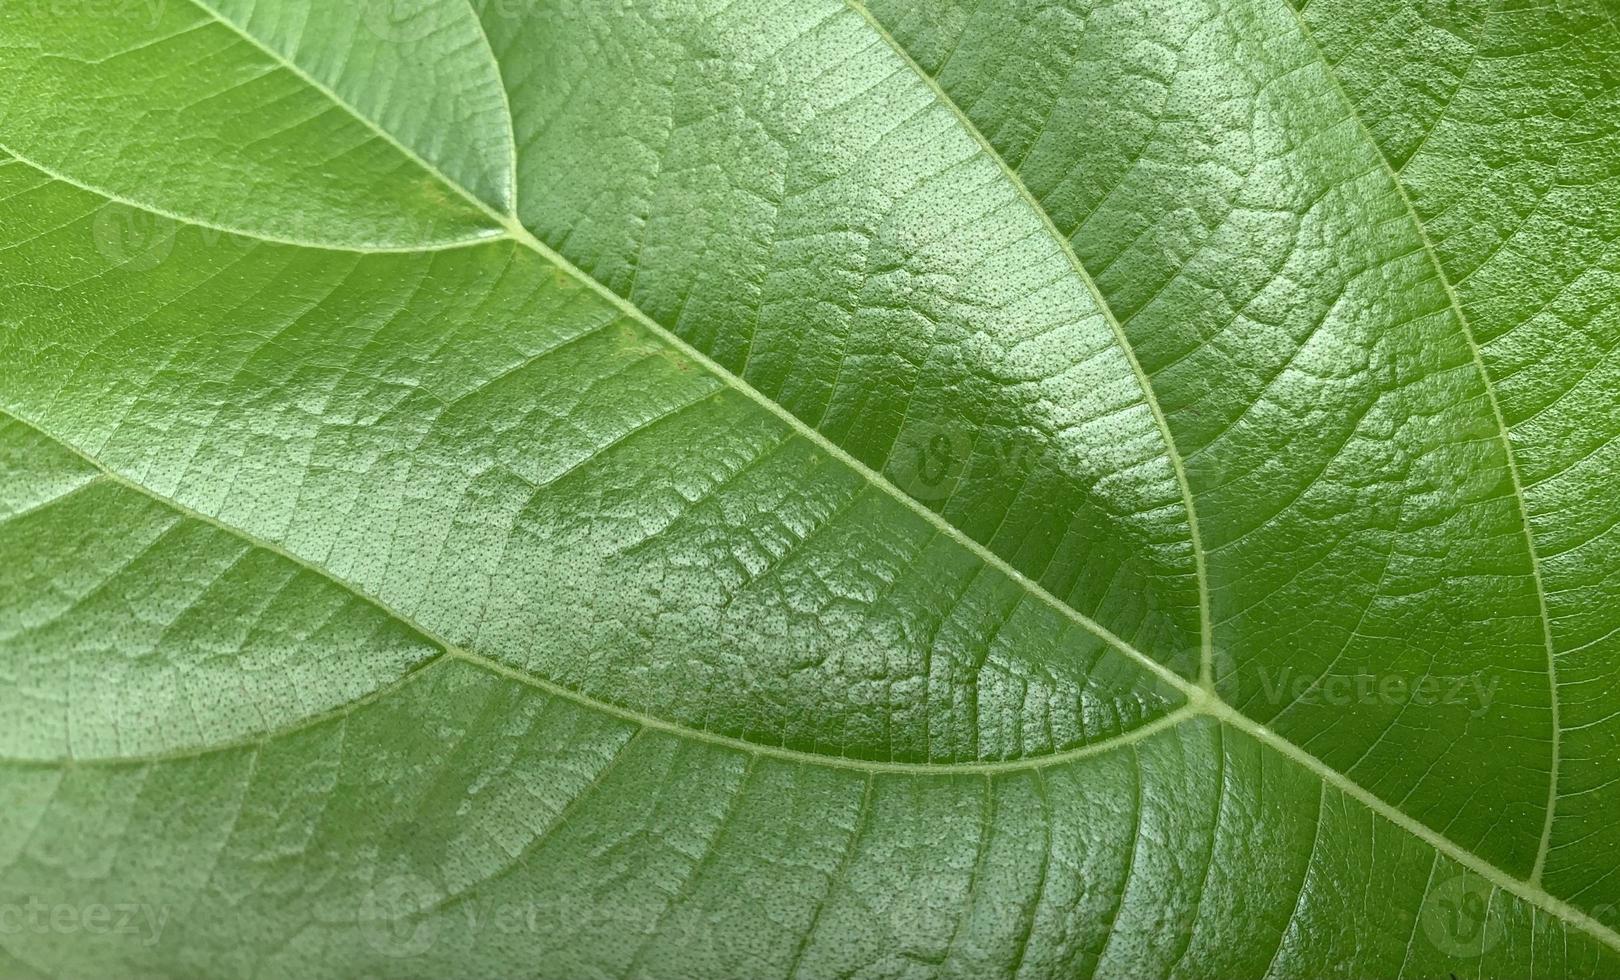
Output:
[{"xmin": 0, "ymin": 0, "xmax": 1618, "ymax": 977}]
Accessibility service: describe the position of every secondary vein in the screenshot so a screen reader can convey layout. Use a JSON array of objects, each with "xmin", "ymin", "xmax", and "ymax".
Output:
[
  {"xmin": 1279, "ymin": 0, "xmax": 1563, "ymax": 889},
  {"xmin": 841, "ymin": 0, "xmax": 1217, "ymax": 691},
  {"xmin": 0, "ymin": 403, "xmax": 1193, "ymax": 775}
]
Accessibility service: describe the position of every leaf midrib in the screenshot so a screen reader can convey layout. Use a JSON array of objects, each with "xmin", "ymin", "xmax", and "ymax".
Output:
[
  {"xmin": 857, "ymin": 0, "xmax": 1577, "ymax": 941},
  {"xmin": 174, "ymin": 0, "xmax": 1205, "ymax": 695},
  {"xmin": 834, "ymin": 0, "xmax": 1574, "ymax": 927},
  {"xmin": 11, "ymin": 0, "xmax": 1606, "ymax": 953}
]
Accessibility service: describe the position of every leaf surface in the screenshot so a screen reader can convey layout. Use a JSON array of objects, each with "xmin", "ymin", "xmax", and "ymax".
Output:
[{"xmin": 1, "ymin": 0, "xmax": 1618, "ymax": 976}]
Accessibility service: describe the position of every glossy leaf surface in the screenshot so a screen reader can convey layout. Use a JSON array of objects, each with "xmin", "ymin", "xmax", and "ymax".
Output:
[{"xmin": 1, "ymin": 0, "xmax": 1618, "ymax": 977}]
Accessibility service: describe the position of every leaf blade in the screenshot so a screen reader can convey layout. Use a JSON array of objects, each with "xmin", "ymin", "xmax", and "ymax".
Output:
[{"xmin": 2, "ymin": 0, "xmax": 1619, "ymax": 976}]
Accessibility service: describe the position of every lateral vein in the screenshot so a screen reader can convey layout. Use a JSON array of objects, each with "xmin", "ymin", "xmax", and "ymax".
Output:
[
  {"xmin": 0, "ymin": 402, "xmax": 1194, "ymax": 776},
  {"xmin": 1279, "ymin": 0, "xmax": 1562, "ymax": 889},
  {"xmin": 839, "ymin": 0, "xmax": 1216, "ymax": 689}
]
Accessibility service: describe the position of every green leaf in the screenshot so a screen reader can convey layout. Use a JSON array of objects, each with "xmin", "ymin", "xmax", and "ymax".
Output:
[{"xmin": 1, "ymin": 0, "xmax": 1617, "ymax": 976}]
